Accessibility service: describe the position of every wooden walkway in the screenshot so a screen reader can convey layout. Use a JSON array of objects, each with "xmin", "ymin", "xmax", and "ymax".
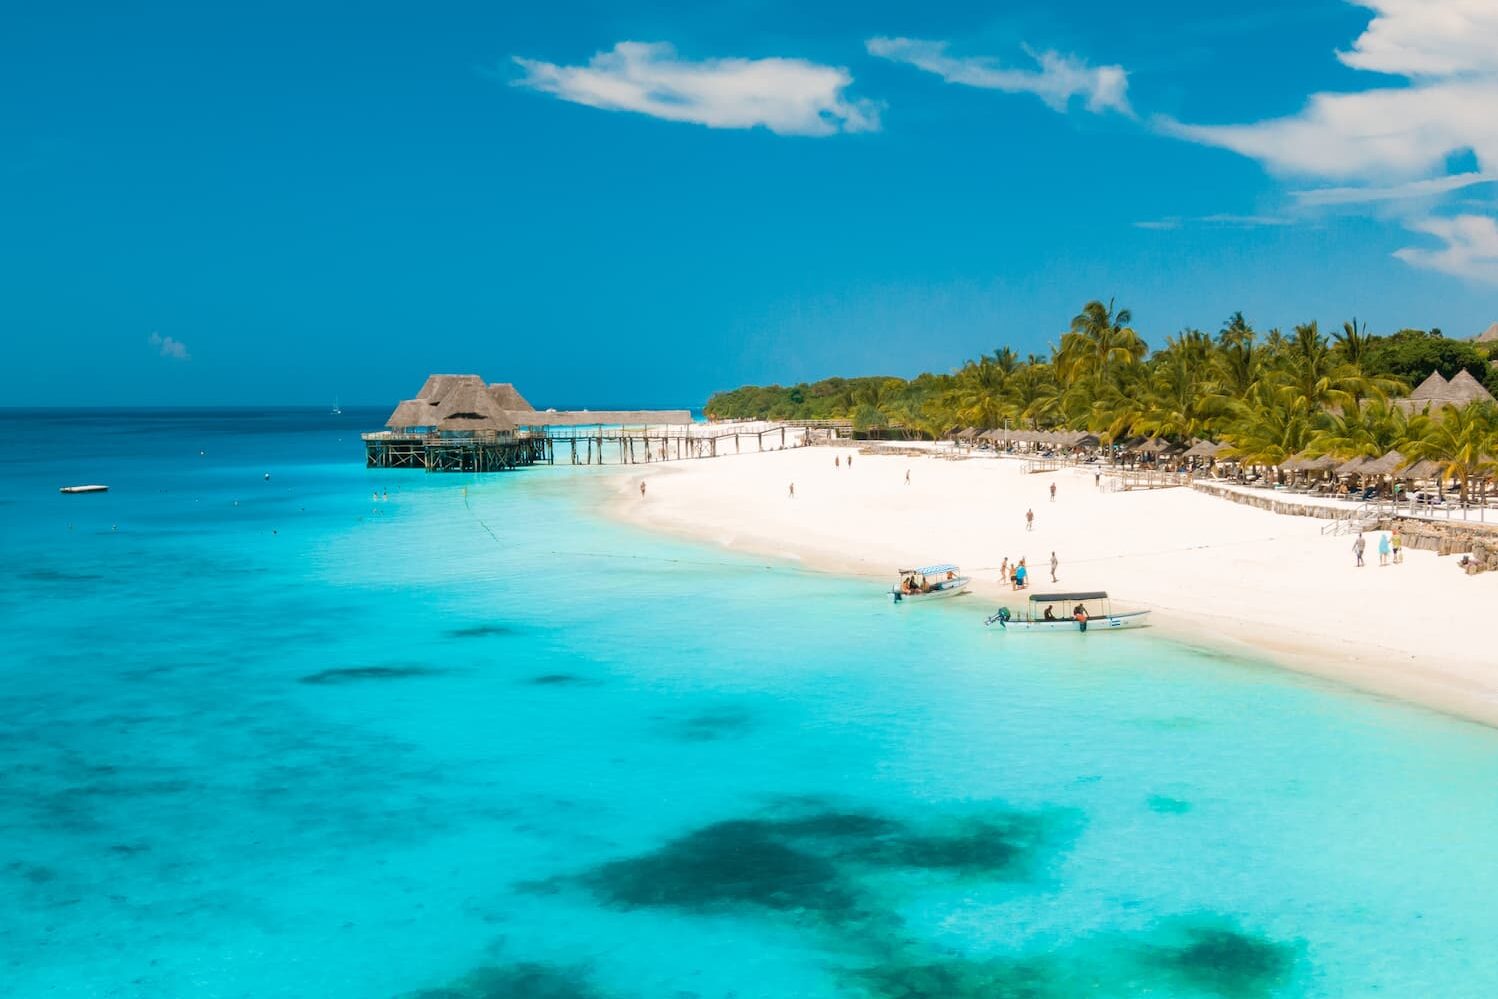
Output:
[{"xmin": 363, "ymin": 425, "xmax": 798, "ymax": 471}]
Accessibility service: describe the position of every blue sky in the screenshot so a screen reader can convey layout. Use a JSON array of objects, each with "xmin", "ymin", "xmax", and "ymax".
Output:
[{"xmin": 4, "ymin": 0, "xmax": 1496, "ymax": 407}]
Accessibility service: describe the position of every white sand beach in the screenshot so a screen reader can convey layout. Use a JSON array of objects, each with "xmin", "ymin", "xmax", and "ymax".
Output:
[{"xmin": 611, "ymin": 445, "xmax": 1498, "ymax": 726}]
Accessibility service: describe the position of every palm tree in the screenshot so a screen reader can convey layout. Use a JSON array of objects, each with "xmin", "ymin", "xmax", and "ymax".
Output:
[
  {"xmin": 1405, "ymin": 402, "xmax": 1498, "ymax": 504},
  {"xmin": 1056, "ymin": 299, "xmax": 1147, "ymax": 385},
  {"xmin": 1333, "ymin": 317, "xmax": 1374, "ymax": 369}
]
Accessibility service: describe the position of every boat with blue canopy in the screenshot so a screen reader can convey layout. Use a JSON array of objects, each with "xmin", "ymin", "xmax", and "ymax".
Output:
[{"xmin": 890, "ymin": 563, "xmax": 971, "ymax": 603}]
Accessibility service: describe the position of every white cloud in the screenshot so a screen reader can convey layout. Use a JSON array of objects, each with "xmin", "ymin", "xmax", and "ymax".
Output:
[
  {"xmin": 1292, "ymin": 172, "xmax": 1498, "ymax": 206},
  {"xmin": 866, "ymin": 37, "xmax": 1131, "ymax": 115},
  {"xmin": 1394, "ymin": 214, "xmax": 1498, "ymax": 282},
  {"xmin": 1134, "ymin": 214, "xmax": 1292, "ymax": 230},
  {"xmin": 512, "ymin": 42, "xmax": 879, "ymax": 136},
  {"xmin": 148, "ymin": 332, "xmax": 189, "ymax": 360},
  {"xmin": 1337, "ymin": 0, "xmax": 1498, "ymax": 77},
  {"xmin": 1162, "ymin": 0, "xmax": 1498, "ymax": 281}
]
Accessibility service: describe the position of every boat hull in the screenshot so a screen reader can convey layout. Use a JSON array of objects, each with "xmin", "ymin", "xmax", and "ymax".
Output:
[
  {"xmin": 60, "ymin": 485, "xmax": 109, "ymax": 494},
  {"xmin": 890, "ymin": 578, "xmax": 971, "ymax": 603},
  {"xmin": 998, "ymin": 610, "xmax": 1150, "ymax": 632}
]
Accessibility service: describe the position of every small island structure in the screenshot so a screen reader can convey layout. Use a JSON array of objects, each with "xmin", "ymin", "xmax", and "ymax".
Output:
[{"xmin": 364, "ymin": 374, "xmax": 791, "ymax": 471}]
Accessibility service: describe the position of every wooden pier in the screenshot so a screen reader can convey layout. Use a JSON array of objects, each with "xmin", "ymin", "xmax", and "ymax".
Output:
[{"xmin": 363, "ymin": 425, "xmax": 797, "ymax": 472}]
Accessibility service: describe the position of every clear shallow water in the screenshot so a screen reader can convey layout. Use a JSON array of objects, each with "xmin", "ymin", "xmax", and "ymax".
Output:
[{"xmin": 3, "ymin": 409, "xmax": 1498, "ymax": 998}]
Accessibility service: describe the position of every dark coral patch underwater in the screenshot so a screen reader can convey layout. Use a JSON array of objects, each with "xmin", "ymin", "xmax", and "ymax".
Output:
[
  {"xmin": 399, "ymin": 961, "xmax": 610, "ymax": 999},
  {"xmin": 448, "ymin": 624, "xmax": 519, "ymax": 639},
  {"xmin": 561, "ymin": 804, "xmax": 1081, "ymax": 924},
  {"xmin": 845, "ymin": 919, "xmax": 1299, "ymax": 999},
  {"xmin": 298, "ymin": 666, "xmax": 447, "ymax": 685}
]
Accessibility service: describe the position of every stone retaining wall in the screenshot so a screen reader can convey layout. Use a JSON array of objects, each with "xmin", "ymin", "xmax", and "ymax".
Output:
[{"xmin": 1190, "ymin": 481, "xmax": 1498, "ymax": 572}]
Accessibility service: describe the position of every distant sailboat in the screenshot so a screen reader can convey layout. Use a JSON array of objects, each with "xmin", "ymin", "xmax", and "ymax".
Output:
[{"xmin": 331, "ymin": 398, "xmax": 342, "ymax": 415}]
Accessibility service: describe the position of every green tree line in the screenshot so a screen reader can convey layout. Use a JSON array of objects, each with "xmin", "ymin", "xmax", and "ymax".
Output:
[{"xmin": 705, "ymin": 302, "xmax": 1498, "ymax": 499}]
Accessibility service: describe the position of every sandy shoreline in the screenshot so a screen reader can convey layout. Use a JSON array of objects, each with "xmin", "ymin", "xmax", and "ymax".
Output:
[{"xmin": 600, "ymin": 444, "xmax": 1498, "ymax": 728}]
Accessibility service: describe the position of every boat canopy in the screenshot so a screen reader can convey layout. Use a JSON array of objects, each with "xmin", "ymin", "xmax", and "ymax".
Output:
[
  {"xmin": 1027, "ymin": 591, "xmax": 1108, "ymax": 603},
  {"xmin": 902, "ymin": 564, "xmax": 959, "ymax": 576}
]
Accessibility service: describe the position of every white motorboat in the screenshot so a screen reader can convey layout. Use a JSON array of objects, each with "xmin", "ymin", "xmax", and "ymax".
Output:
[
  {"xmin": 60, "ymin": 484, "xmax": 109, "ymax": 494},
  {"xmin": 985, "ymin": 590, "xmax": 1149, "ymax": 632},
  {"xmin": 891, "ymin": 563, "xmax": 971, "ymax": 603}
]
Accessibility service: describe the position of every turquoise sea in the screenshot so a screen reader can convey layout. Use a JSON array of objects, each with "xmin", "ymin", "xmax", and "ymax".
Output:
[{"xmin": 4, "ymin": 408, "xmax": 1498, "ymax": 998}]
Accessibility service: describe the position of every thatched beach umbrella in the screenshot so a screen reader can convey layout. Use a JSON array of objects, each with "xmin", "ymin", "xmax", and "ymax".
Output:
[
  {"xmin": 1357, "ymin": 450, "xmax": 1407, "ymax": 478},
  {"xmin": 1334, "ymin": 455, "xmax": 1371, "ymax": 476}
]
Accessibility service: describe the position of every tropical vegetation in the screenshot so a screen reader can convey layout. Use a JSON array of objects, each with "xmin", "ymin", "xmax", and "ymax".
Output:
[{"xmin": 705, "ymin": 301, "xmax": 1498, "ymax": 499}]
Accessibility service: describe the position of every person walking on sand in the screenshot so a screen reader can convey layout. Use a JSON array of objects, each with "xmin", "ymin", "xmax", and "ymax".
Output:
[
  {"xmin": 639, "ymin": 481, "xmax": 646, "ymax": 498},
  {"xmin": 1016, "ymin": 559, "xmax": 1028, "ymax": 590},
  {"xmin": 1025, "ymin": 508, "xmax": 1034, "ymax": 532},
  {"xmin": 1094, "ymin": 470, "xmax": 1101, "ymax": 489},
  {"xmin": 905, "ymin": 468, "xmax": 911, "ymax": 486},
  {"xmin": 1000, "ymin": 557, "xmax": 1009, "ymax": 586},
  {"xmin": 1050, "ymin": 551, "xmax": 1059, "ymax": 583},
  {"xmin": 1049, "ymin": 482, "xmax": 1056, "ymax": 503},
  {"xmin": 1353, "ymin": 532, "xmax": 1366, "ymax": 567},
  {"xmin": 835, "ymin": 455, "xmax": 840, "ymax": 468},
  {"xmin": 788, "ymin": 482, "xmax": 796, "ymax": 499},
  {"xmin": 847, "ymin": 454, "xmax": 853, "ymax": 468},
  {"xmin": 1378, "ymin": 531, "xmax": 1391, "ymax": 566},
  {"xmin": 1392, "ymin": 529, "xmax": 1403, "ymax": 564}
]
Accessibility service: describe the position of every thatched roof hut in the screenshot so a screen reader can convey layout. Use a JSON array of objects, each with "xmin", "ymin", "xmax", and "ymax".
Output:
[
  {"xmin": 1408, "ymin": 371, "xmax": 1449, "ymax": 401},
  {"xmin": 1445, "ymin": 370, "xmax": 1495, "ymax": 404},
  {"xmin": 487, "ymin": 383, "xmax": 534, "ymax": 411},
  {"xmin": 432, "ymin": 381, "xmax": 517, "ymax": 432},
  {"xmin": 1471, "ymin": 321, "xmax": 1498, "ymax": 345}
]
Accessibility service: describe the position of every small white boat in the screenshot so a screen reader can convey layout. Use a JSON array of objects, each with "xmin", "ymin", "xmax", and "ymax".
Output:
[
  {"xmin": 986, "ymin": 590, "xmax": 1149, "ymax": 632},
  {"xmin": 891, "ymin": 563, "xmax": 971, "ymax": 603},
  {"xmin": 60, "ymin": 484, "xmax": 109, "ymax": 494}
]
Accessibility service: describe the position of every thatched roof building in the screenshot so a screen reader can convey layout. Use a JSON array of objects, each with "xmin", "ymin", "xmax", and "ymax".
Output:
[
  {"xmin": 1471, "ymin": 322, "xmax": 1498, "ymax": 345},
  {"xmin": 384, "ymin": 374, "xmax": 692, "ymax": 433},
  {"xmin": 1398, "ymin": 369, "xmax": 1495, "ymax": 413}
]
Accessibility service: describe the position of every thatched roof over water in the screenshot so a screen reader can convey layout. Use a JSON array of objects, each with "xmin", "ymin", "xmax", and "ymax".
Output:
[
  {"xmin": 505, "ymin": 409, "xmax": 693, "ymax": 427},
  {"xmin": 385, "ymin": 375, "xmax": 689, "ymax": 431},
  {"xmin": 487, "ymin": 383, "xmax": 534, "ymax": 411},
  {"xmin": 432, "ymin": 381, "xmax": 517, "ymax": 432}
]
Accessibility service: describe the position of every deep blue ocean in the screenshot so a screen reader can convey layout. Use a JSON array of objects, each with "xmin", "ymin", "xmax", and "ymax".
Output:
[{"xmin": 4, "ymin": 408, "xmax": 1498, "ymax": 998}]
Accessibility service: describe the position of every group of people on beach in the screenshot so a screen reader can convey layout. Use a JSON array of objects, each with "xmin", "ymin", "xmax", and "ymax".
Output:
[
  {"xmin": 1352, "ymin": 529, "xmax": 1403, "ymax": 567},
  {"xmin": 1000, "ymin": 551, "xmax": 1061, "ymax": 590}
]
